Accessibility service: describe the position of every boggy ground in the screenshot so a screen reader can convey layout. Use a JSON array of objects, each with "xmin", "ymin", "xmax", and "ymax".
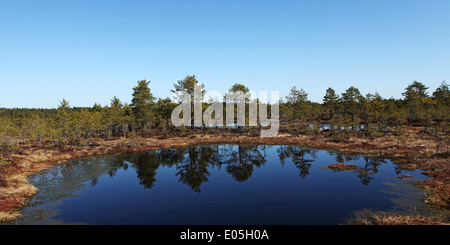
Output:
[{"xmin": 0, "ymin": 128, "xmax": 449, "ymax": 224}]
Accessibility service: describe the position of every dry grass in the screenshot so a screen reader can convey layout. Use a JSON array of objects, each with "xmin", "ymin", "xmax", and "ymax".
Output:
[
  {"xmin": 422, "ymin": 180, "xmax": 450, "ymax": 210},
  {"xmin": 0, "ymin": 210, "xmax": 22, "ymax": 223},
  {"xmin": 401, "ymin": 164, "xmax": 419, "ymax": 170},
  {"xmin": 350, "ymin": 212, "xmax": 446, "ymax": 225}
]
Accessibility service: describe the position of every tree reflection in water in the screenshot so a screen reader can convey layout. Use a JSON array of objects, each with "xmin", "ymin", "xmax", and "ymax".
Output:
[
  {"xmin": 108, "ymin": 144, "xmax": 388, "ymax": 192},
  {"xmin": 327, "ymin": 151, "xmax": 387, "ymax": 185},
  {"xmin": 357, "ymin": 157, "xmax": 387, "ymax": 186},
  {"xmin": 223, "ymin": 145, "xmax": 267, "ymax": 182},
  {"xmin": 109, "ymin": 145, "xmax": 267, "ymax": 192},
  {"xmin": 175, "ymin": 146, "xmax": 215, "ymax": 193},
  {"xmin": 278, "ymin": 145, "xmax": 317, "ymax": 179},
  {"xmin": 109, "ymin": 148, "xmax": 186, "ymax": 189}
]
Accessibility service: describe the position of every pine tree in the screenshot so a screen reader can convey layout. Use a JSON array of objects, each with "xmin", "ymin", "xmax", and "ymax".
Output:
[
  {"xmin": 402, "ymin": 81, "xmax": 429, "ymax": 121},
  {"xmin": 171, "ymin": 75, "xmax": 205, "ymax": 128},
  {"xmin": 341, "ymin": 86, "xmax": 363, "ymax": 126},
  {"xmin": 171, "ymin": 75, "xmax": 205, "ymax": 98},
  {"xmin": 433, "ymin": 81, "xmax": 450, "ymax": 120},
  {"xmin": 111, "ymin": 96, "xmax": 123, "ymax": 108},
  {"xmin": 323, "ymin": 87, "xmax": 339, "ymax": 119},
  {"xmin": 286, "ymin": 86, "xmax": 309, "ymax": 125},
  {"xmin": 131, "ymin": 80, "xmax": 155, "ymax": 132}
]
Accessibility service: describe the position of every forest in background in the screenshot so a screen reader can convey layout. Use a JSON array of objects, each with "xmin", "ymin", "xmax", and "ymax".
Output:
[{"xmin": 1, "ymin": 76, "xmax": 449, "ymax": 165}]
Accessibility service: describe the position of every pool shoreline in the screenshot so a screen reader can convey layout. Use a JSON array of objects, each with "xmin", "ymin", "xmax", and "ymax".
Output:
[{"xmin": 1, "ymin": 130, "xmax": 448, "ymax": 224}]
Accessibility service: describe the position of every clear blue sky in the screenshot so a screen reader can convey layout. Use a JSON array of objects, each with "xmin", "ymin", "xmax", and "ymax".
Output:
[{"xmin": 1, "ymin": 0, "xmax": 449, "ymax": 108}]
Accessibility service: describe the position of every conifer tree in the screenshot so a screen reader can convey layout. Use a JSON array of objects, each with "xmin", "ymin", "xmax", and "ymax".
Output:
[
  {"xmin": 323, "ymin": 87, "xmax": 339, "ymax": 119},
  {"xmin": 131, "ymin": 80, "xmax": 155, "ymax": 132}
]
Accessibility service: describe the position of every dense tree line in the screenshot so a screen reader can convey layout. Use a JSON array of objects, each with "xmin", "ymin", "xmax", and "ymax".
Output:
[
  {"xmin": 280, "ymin": 81, "xmax": 449, "ymax": 142},
  {"xmin": 1, "ymin": 77, "xmax": 449, "ymax": 162}
]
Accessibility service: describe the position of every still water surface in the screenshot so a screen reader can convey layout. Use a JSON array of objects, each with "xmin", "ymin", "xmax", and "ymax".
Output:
[{"xmin": 14, "ymin": 144, "xmax": 429, "ymax": 225}]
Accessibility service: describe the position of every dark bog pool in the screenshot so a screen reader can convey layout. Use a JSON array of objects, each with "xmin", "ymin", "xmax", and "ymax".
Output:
[{"xmin": 14, "ymin": 144, "xmax": 430, "ymax": 225}]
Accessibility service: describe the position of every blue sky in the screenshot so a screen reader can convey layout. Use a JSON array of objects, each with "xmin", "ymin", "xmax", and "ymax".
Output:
[{"xmin": 1, "ymin": 0, "xmax": 449, "ymax": 108}]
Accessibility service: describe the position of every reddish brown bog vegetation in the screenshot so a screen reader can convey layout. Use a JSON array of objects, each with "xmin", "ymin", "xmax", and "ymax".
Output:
[{"xmin": 328, "ymin": 163, "xmax": 358, "ymax": 170}]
